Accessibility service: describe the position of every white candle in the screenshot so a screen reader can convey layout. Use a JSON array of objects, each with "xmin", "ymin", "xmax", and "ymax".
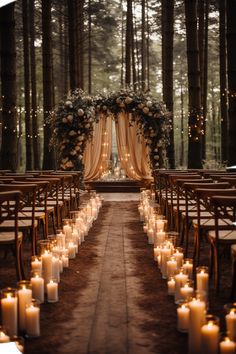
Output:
[
  {"xmin": 47, "ymin": 280, "xmax": 58, "ymax": 303},
  {"xmin": 156, "ymin": 219, "xmax": 164, "ymax": 232},
  {"xmin": 173, "ymin": 248, "xmax": 184, "ymax": 269},
  {"xmin": 63, "ymin": 224, "xmax": 72, "ymax": 239},
  {"xmin": 30, "ymin": 274, "xmax": 44, "ymax": 304},
  {"xmin": 180, "ymin": 283, "xmax": 194, "ymax": 301},
  {"xmin": 153, "ymin": 246, "xmax": 161, "ymax": 261},
  {"xmin": 155, "ymin": 231, "xmax": 166, "ymax": 246},
  {"xmin": 143, "ymin": 224, "xmax": 148, "ymax": 233},
  {"xmin": 196, "ymin": 268, "xmax": 209, "ymax": 302},
  {"xmin": 161, "ymin": 246, "xmax": 172, "ymax": 278},
  {"xmin": 41, "ymin": 250, "xmax": 53, "ymax": 285},
  {"xmin": 220, "ymin": 337, "xmax": 236, "ymax": 354},
  {"xmin": 183, "ymin": 259, "xmax": 193, "ymax": 279},
  {"xmin": 0, "ymin": 330, "xmax": 10, "ymax": 343},
  {"xmin": 177, "ymin": 304, "xmax": 190, "ymax": 332},
  {"xmin": 52, "ymin": 256, "xmax": 60, "ymax": 283},
  {"xmin": 31, "ymin": 257, "xmax": 42, "ymax": 276},
  {"xmin": 68, "ymin": 242, "xmax": 76, "ymax": 259},
  {"xmin": 174, "ymin": 271, "xmax": 188, "ymax": 304},
  {"xmin": 1, "ymin": 293, "xmax": 18, "ymax": 336},
  {"xmin": 147, "ymin": 228, "xmax": 154, "ymax": 244},
  {"xmin": 18, "ymin": 285, "xmax": 32, "ymax": 331},
  {"xmin": 201, "ymin": 319, "xmax": 219, "ymax": 354},
  {"xmin": 62, "ymin": 254, "xmax": 69, "ymax": 268},
  {"xmin": 25, "ymin": 303, "xmax": 40, "ymax": 337},
  {"xmin": 167, "ymin": 257, "xmax": 178, "ymax": 278},
  {"xmin": 188, "ymin": 297, "xmax": 206, "ymax": 354},
  {"xmin": 56, "ymin": 231, "xmax": 65, "ymax": 248},
  {"xmin": 167, "ymin": 277, "xmax": 175, "ymax": 295},
  {"xmin": 226, "ymin": 310, "xmax": 236, "ymax": 341}
]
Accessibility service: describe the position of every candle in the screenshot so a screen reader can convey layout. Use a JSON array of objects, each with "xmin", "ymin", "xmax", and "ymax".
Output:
[
  {"xmin": 18, "ymin": 281, "xmax": 32, "ymax": 331},
  {"xmin": 167, "ymin": 257, "xmax": 178, "ymax": 278},
  {"xmin": 62, "ymin": 254, "xmax": 69, "ymax": 268},
  {"xmin": 201, "ymin": 316, "xmax": 219, "ymax": 354},
  {"xmin": 220, "ymin": 337, "xmax": 236, "ymax": 354},
  {"xmin": 41, "ymin": 250, "xmax": 53, "ymax": 285},
  {"xmin": 63, "ymin": 223, "xmax": 72, "ymax": 239},
  {"xmin": 147, "ymin": 228, "xmax": 154, "ymax": 244},
  {"xmin": 1, "ymin": 289, "xmax": 18, "ymax": 336},
  {"xmin": 173, "ymin": 247, "xmax": 184, "ymax": 269},
  {"xmin": 68, "ymin": 242, "xmax": 76, "ymax": 259},
  {"xmin": 25, "ymin": 302, "xmax": 40, "ymax": 337},
  {"xmin": 160, "ymin": 246, "xmax": 172, "ymax": 279},
  {"xmin": 177, "ymin": 303, "xmax": 190, "ymax": 332},
  {"xmin": 31, "ymin": 256, "xmax": 42, "ymax": 276},
  {"xmin": 174, "ymin": 270, "xmax": 188, "ymax": 304},
  {"xmin": 153, "ymin": 246, "xmax": 161, "ymax": 261},
  {"xmin": 0, "ymin": 329, "xmax": 10, "ymax": 343},
  {"xmin": 167, "ymin": 277, "xmax": 175, "ymax": 295},
  {"xmin": 180, "ymin": 281, "xmax": 194, "ymax": 301},
  {"xmin": 52, "ymin": 256, "xmax": 60, "ymax": 282},
  {"xmin": 188, "ymin": 297, "xmax": 206, "ymax": 354},
  {"xmin": 143, "ymin": 224, "xmax": 148, "ymax": 233},
  {"xmin": 226, "ymin": 309, "xmax": 236, "ymax": 341},
  {"xmin": 156, "ymin": 219, "xmax": 165, "ymax": 232},
  {"xmin": 47, "ymin": 280, "xmax": 58, "ymax": 303},
  {"xmin": 155, "ymin": 231, "xmax": 166, "ymax": 246},
  {"xmin": 56, "ymin": 231, "xmax": 65, "ymax": 248},
  {"xmin": 196, "ymin": 266, "xmax": 209, "ymax": 302},
  {"xmin": 30, "ymin": 274, "xmax": 44, "ymax": 304},
  {"xmin": 183, "ymin": 259, "xmax": 193, "ymax": 279}
]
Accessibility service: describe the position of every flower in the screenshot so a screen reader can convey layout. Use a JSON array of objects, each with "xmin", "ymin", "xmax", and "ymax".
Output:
[{"xmin": 78, "ymin": 108, "xmax": 84, "ymax": 116}]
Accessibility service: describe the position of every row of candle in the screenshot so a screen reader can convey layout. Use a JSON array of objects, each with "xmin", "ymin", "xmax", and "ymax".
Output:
[
  {"xmin": 139, "ymin": 189, "xmax": 236, "ymax": 354},
  {"xmin": 0, "ymin": 191, "xmax": 103, "ymax": 348}
]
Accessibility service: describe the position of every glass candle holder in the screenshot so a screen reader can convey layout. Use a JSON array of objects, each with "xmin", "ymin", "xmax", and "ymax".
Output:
[
  {"xmin": 180, "ymin": 280, "xmax": 194, "ymax": 301},
  {"xmin": 0, "ymin": 326, "xmax": 10, "ymax": 343},
  {"xmin": 31, "ymin": 255, "xmax": 42, "ymax": 276},
  {"xmin": 46, "ymin": 279, "xmax": 59, "ymax": 303},
  {"xmin": 1, "ymin": 288, "xmax": 18, "ymax": 337},
  {"xmin": 224, "ymin": 303, "xmax": 236, "ymax": 342},
  {"xmin": 17, "ymin": 281, "xmax": 32, "ymax": 332},
  {"xmin": 200, "ymin": 315, "xmax": 219, "ymax": 354},
  {"xmin": 30, "ymin": 271, "xmax": 44, "ymax": 304},
  {"xmin": 196, "ymin": 266, "xmax": 209, "ymax": 302},
  {"xmin": 177, "ymin": 301, "xmax": 190, "ymax": 333},
  {"xmin": 219, "ymin": 333, "xmax": 236, "ymax": 354},
  {"xmin": 166, "ymin": 256, "xmax": 178, "ymax": 278},
  {"xmin": 25, "ymin": 300, "xmax": 40, "ymax": 338},
  {"xmin": 188, "ymin": 293, "xmax": 206, "ymax": 354},
  {"xmin": 62, "ymin": 219, "xmax": 73, "ymax": 239},
  {"xmin": 167, "ymin": 276, "xmax": 175, "ymax": 296},
  {"xmin": 167, "ymin": 231, "xmax": 179, "ymax": 248},
  {"xmin": 173, "ymin": 247, "xmax": 184, "ymax": 269},
  {"xmin": 38, "ymin": 239, "xmax": 51, "ymax": 256},
  {"xmin": 174, "ymin": 268, "xmax": 188, "ymax": 304},
  {"xmin": 56, "ymin": 230, "xmax": 65, "ymax": 249},
  {"xmin": 183, "ymin": 258, "xmax": 193, "ymax": 279}
]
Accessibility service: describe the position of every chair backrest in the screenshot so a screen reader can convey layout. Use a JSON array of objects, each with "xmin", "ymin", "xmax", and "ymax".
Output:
[{"xmin": 0, "ymin": 190, "xmax": 21, "ymax": 240}]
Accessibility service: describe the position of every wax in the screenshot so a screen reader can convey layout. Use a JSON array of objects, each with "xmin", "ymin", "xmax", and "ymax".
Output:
[
  {"xmin": 30, "ymin": 275, "xmax": 44, "ymax": 304},
  {"xmin": 226, "ymin": 310, "xmax": 236, "ymax": 341},
  {"xmin": 177, "ymin": 304, "xmax": 190, "ymax": 332},
  {"xmin": 219, "ymin": 337, "xmax": 236, "ymax": 354},
  {"xmin": 174, "ymin": 271, "xmax": 188, "ymax": 304},
  {"xmin": 31, "ymin": 257, "xmax": 42, "ymax": 276},
  {"xmin": 1, "ymin": 294, "xmax": 18, "ymax": 336},
  {"xmin": 161, "ymin": 246, "xmax": 171, "ymax": 278},
  {"xmin": 63, "ymin": 224, "xmax": 72, "ymax": 239},
  {"xmin": 52, "ymin": 256, "xmax": 60, "ymax": 283},
  {"xmin": 47, "ymin": 280, "xmax": 58, "ymax": 303},
  {"xmin": 167, "ymin": 257, "xmax": 178, "ymax": 278},
  {"xmin": 173, "ymin": 249, "xmax": 184, "ymax": 269},
  {"xmin": 180, "ymin": 283, "xmax": 194, "ymax": 301},
  {"xmin": 201, "ymin": 321, "xmax": 219, "ymax": 354},
  {"xmin": 25, "ymin": 304, "xmax": 40, "ymax": 337},
  {"xmin": 0, "ymin": 330, "xmax": 10, "ymax": 343},
  {"xmin": 196, "ymin": 268, "xmax": 209, "ymax": 302},
  {"xmin": 18, "ymin": 286, "xmax": 32, "ymax": 331},
  {"xmin": 167, "ymin": 277, "xmax": 175, "ymax": 295},
  {"xmin": 155, "ymin": 231, "xmax": 166, "ymax": 246},
  {"xmin": 183, "ymin": 259, "xmax": 193, "ymax": 279},
  {"xmin": 188, "ymin": 298, "xmax": 206, "ymax": 354},
  {"xmin": 41, "ymin": 251, "xmax": 53, "ymax": 285},
  {"xmin": 68, "ymin": 242, "xmax": 76, "ymax": 259}
]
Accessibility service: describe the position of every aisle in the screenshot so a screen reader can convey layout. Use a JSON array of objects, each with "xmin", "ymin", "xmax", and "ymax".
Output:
[{"xmin": 25, "ymin": 196, "xmax": 187, "ymax": 354}]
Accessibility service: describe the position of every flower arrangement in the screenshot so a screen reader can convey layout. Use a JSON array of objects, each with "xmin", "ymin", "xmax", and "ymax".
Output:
[{"xmin": 51, "ymin": 88, "xmax": 170, "ymax": 174}]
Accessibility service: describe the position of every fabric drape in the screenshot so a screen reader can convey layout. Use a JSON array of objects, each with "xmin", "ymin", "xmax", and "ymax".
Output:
[
  {"xmin": 115, "ymin": 113, "xmax": 152, "ymax": 181},
  {"xmin": 83, "ymin": 115, "xmax": 112, "ymax": 181}
]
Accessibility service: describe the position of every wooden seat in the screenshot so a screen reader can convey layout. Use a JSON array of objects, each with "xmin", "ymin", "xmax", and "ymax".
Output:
[{"xmin": 0, "ymin": 190, "xmax": 24, "ymax": 280}]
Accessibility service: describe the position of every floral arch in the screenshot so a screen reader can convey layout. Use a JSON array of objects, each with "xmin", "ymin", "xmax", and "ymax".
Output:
[{"xmin": 51, "ymin": 89, "xmax": 169, "ymax": 180}]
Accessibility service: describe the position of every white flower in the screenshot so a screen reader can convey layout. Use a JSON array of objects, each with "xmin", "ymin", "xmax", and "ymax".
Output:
[
  {"xmin": 67, "ymin": 115, "xmax": 73, "ymax": 123},
  {"xmin": 78, "ymin": 108, "xmax": 84, "ymax": 116},
  {"xmin": 154, "ymin": 155, "xmax": 159, "ymax": 160},
  {"xmin": 125, "ymin": 96, "xmax": 133, "ymax": 104},
  {"xmin": 65, "ymin": 100, "xmax": 72, "ymax": 108},
  {"xmin": 143, "ymin": 107, "xmax": 149, "ymax": 114},
  {"xmin": 78, "ymin": 136, "xmax": 84, "ymax": 141},
  {"xmin": 69, "ymin": 130, "xmax": 76, "ymax": 136},
  {"xmin": 62, "ymin": 117, "xmax": 68, "ymax": 123},
  {"xmin": 70, "ymin": 150, "xmax": 77, "ymax": 156},
  {"xmin": 146, "ymin": 100, "xmax": 152, "ymax": 107},
  {"xmin": 85, "ymin": 123, "xmax": 90, "ymax": 129}
]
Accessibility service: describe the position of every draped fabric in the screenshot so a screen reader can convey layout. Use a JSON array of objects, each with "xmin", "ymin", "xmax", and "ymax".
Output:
[
  {"xmin": 115, "ymin": 113, "xmax": 152, "ymax": 181},
  {"xmin": 83, "ymin": 115, "xmax": 112, "ymax": 181}
]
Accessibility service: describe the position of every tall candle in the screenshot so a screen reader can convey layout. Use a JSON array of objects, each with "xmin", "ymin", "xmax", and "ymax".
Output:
[
  {"xmin": 47, "ymin": 280, "xmax": 58, "ymax": 303},
  {"xmin": 155, "ymin": 231, "xmax": 166, "ymax": 246},
  {"xmin": 173, "ymin": 248, "xmax": 184, "ymax": 269},
  {"xmin": 68, "ymin": 242, "xmax": 76, "ymax": 259},
  {"xmin": 31, "ymin": 256, "xmax": 42, "ymax": 276},
  {"xmin": 167, "ymin": 277, "xmax": 175, "ymax": 295},
  {"xmin": 201, "ymin": 317, "xmax": 219, "ymax": 354},
  {"xmin": 52, "ymin": 256, "xmax": 60, "ymax": 283},
  {"xmin": 18, "ymin": 282, "xmax": 32, "ymax": 331},
  {"xmin": 41, "ymin": 250, "xmax": 53, "ymax": 285},
  {"xmin": 147, "ymin": 228, "xmax": 154, "ymax": 244},
  {"xmin": 180, "ymin": 282, "xmax": 194, "ymax": 301},
  {"xmin": 161, "ymin": 246, "xmax": 172, "ymax": 279},
  {"xmin": 156, "ymin": 219, "xmax": 165, "ymax": 232},
  {"xmin": 30, "ymin": 274, "xmax": 44, "ymax": 304},
  {"xmin": 167, "ymin": 257, "xmax": 178, "ymax": 278},
  {"xmin": 174, "ymin": 270, "xmax": 188, "ymax": 304},
  {"xmin": 63, "ymin": 223, "xmax": 72, "ymax": 239},
  {"xmin": 25, "ymin": 302, "xmax": 40, "ymax": 337},
  {"xmin": 183, "ymin": 259, "xmax": 193, "ymax": 279},
  {"xmin": 226, "ymin": 309, "xmax": 236, "ymax": 341},
  {"xmin": 188, "ymin": 297, "xmax": 206, "ymax": 354},
  {"xmin": 177, "ymin": 303, "xmax": 190, "ymax": 332},
  {"xmin": 196, "ymin": 267, "xmax": 209, "ymax": 302},
  {"xmin": 219, "ymin": 337, "xmax": 236, "ymax": 354},
  {"xmin": 1, "ymin": 291, "xmax": 18, "ymax": 336}
]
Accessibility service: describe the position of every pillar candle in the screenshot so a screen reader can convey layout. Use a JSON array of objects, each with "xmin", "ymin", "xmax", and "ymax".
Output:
[
  {"xmin": 63, "ymin": 224, "xmax": 72, "ymax": 239},
  {"xmin": 41, "ymin": 250, "xmax": 53, "ymax": 285},
  {"xmin": 30, "ymin": 274, "xmax": 44, "ymax": 304},
  {"xmin": 167, "ymin": 277, "xmax": 175, "ymax": 295},
  {"xmin": 52, "ymin": 256, "xmax": 60, "ymax": 283},
  {"xmin": 1, "ymin": 293, "xmax": 18, "ymax": 336},
  {"xmin": 156, "ymin": 219, "xmax": 165, "ymax": 232},
  {"xmin": 31, "ymin": 257, "xmax": 42, "ymax": 276},
  {"xmin": 25, "ymin": 303, "xmax": 40, "ymax": 337},
  {"xmin": 155, "ymin": 231, "xmax": 166, "ymax": 246},
  {"xmin": 47, "ymin": 280, "xmax": 58, "ymax": 303},
  {"xmin": 219, "ymin": 337, "xmax": 236, "ymax": 354},
  {"xmin": 167, "ymin": 257, "xmax": 178, "ymax": 278},
  {"xmin": 201, "ymin": 319, "xmax": 219, "ymax": 354},
  {"xmin": 62, "ymin": 254, "xmax": 69, "ymax": 268},
  {"xmin": 174, "ymin": 271, "xmax": 188, "ymax": 304},
  {"xmin": 196, "ymin": 268, "xmax": 209, "ymax": 302},
  {"xmin": 183, "ymin": 259, "xmax": 193, "ymax": 279},
  {"xmin": 173, "ymin": 248, "xmax": 184, "ymax": 269},
  {"xmin": 59, "ymin": 258, "xmax": 63, "ymax": 273},
  {"xmin": 226, "ymin": 310, "xmax": 236, "ymax": 341},
  {"xmin": 147, "ymin": 228, "xmax": 154, "ymax": 244},
  {"xmin": 180, "ymin": 283, "xmax": 194, "ymax": 301},
  {"xmin": 188, "ymin": 297, "xmax": 206, "ymax": 354},
  {"xmin": 177, "ymin": 303, "xmax": 190, "ymax": 332},
  {"xmin": 0, "ymin": 329, "xmax": 10, "ymax": 343},
  {"xmin": 18, "ymin": 285, "xmax": 32, "ymax": 331},
  {"xmin": 68, "ymin": 242, "xmax": 76, "ymax": 259},
  {"xmin": 56, "ymin": 232, "xmax": 65, "ymax": 248},
  {"xmin": 161, "ymin": 246, "xmax": 172, "ymax": 279}
]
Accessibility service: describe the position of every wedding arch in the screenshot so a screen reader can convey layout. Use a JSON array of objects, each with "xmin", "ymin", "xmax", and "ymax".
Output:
[{"xmin": 51, "ymin": 89, "xmax": 169, "ymax": 182}]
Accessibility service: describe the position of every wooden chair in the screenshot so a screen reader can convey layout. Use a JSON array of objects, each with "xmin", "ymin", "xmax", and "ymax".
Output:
[
  {"xmin": 208, "ymin": 195, "xmax": 236, "ymax": 291},
  {"xmin": 0, "ymin": 190, "xmax": 25, "ymax": 280}
]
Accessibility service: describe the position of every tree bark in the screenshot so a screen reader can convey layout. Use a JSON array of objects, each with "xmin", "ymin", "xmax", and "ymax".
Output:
[
  {"xmin": 141, "ymin": 0, "xmax": 146, "ymax": 91},
  {"xmin": 226, "ymin": 0, "xmax": 236, "ymax": 166},
  {"xmin": 42, "ymin": 0, "xmax": 55, "ymax": 169},
  {"xmin": 0, "ymin": 3, "xmax": 18, "ymax": 171},
  {"xmin": 88, "ymin": 0, "xmax": 92, "ymax": 94},
  {"xmin": 68, "ymin": 0, "xmax": 77, "ymax": 91},
  {"xmin": 185, "ymin": 0, "xmax": 203, "ymax": 169},
  {"xmin": 77, "ymin": 0, "xmax": 84, "ymax": 90},
  {"xmin": 125, "ymin": 0, "xmax": 132, "ymax": 86}
]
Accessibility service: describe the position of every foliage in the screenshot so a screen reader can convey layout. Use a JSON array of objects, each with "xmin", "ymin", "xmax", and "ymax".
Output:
[{"xmin": 51, "ymin": 88, "xmax": 169, "ymax": 175}]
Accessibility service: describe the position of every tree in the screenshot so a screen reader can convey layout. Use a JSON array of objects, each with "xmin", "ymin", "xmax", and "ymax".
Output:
[
  {"xmin": 42, "ymin": 0, "xmax": 55, "ymax": 169},
  {"xmin": 68, "ymin": 0, "xmax": 78, "ymax": 91},
  {"xmin": 0, "ymin": 3, "xmax": 18, "ymax": 171},
  {"xmin": 185, "ymin": 0, "xmax": 203, "ymax": 168},
  {"xmin": 226, "ymin": 0, "xmax": 236, "ymax": 166},
  {"xmin": 125, "ymin": 0, "xmax": 132, "ymax": 86}
]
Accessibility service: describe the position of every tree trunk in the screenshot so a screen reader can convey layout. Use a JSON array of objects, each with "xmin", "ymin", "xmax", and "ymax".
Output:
[
  {"xmin": 163, "ymin": 0, "xmax": 175, "ymax": 168},
  {"xmin": 42, "ymin": 0, "xmax": 55, "ymax": 169},
  {"xmin": 77, "ymin": 0, "xmax": 84, "ymax": 90},
  {"xmin": 68, "ymin": 0, "xmax": 77, "ymax": 91},
  {"xmin": 125, "ymin": 0, "xmax": 132, "ymax": 86},
  {"xmin": 88, "ymin": 0, "xmax": 92, "ymax": 94},
  {"xmin": 202, "ymin": 0, "xmax": 209, "ymax": 160},
  {"xmin": 29, "ymin": 0, "xmax": 40, "ymax": 169},
  {"xmin": 219, "ymin": 0, "xmax": 228, "ymax": 163},
  {"xmin": 146, "ymin": 0, "xmax": 150, "ymax": 91},
  {"xmin": 141, "ymin": 0, "xmax": 146, "ymax": 91},
  {"xmin": 185, "ymin": 0, "xmax": 203, "ymax": 169},
  {"xmin": 161, "ymin": 0, "xmax": 166, "ymax": 101},
  {"xmin": 131, "ymin": 5, "xmax": 136, "ymax": 91},
  {"xmin": 120, "ymin": 0, "xmax": 124, "ymax": 87},
  {"xmin": 22, "ymin": 0, "xmax": 32, "ymax": 170},
  {"xmin": 0, "ymin": 3, "xmax": 17, "ymax": 171},
  {"xmin": 227, "ymin": 0, "xmax": 236, "ymax": 166}
]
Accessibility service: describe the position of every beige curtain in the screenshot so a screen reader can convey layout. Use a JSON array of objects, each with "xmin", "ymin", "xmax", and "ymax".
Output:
[
  {"xmin": 83, "ymin": 114, "xmax": 112, "ymax": 181},
  {"xmin": 115, "ymin": 113, "xmax": 152, "ymax": 181}
]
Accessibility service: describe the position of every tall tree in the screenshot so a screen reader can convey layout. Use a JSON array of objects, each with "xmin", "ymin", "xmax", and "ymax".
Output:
[
  {"xmin": 226, "ymin": 0, "xmax": 236, "ymax": 166},
  {"xmin": 68, "ymin": 0, "xmax": 77, "ymax": 91},
  {"xmin": 77, "ymin": 0, "xmax": 84, "ymax": 90},
  {"xmin": 42, "ymin": 0, "xmax": 55, "ymax": 169},
  {"xmin": 162, "ymin": 0, "xmax": 175, "ymax": 168},
  {"xmin": 22, "ymin": 0, "xmax": 32, "ymax": 170},
  {"xmin": 125, "ymin": 0, "xmax": 132, "ymax": 86},
  {"xmin": 141, "ymin": 0, "xmax": 146, "ymax": 91},
  {"xmin": 0, "ymin": 3, "xmax": 17, "ymax": 171},
  {"xmin": 29, "ymin": 0, "xmax": 40, "ymax": 169},
  {"xmin": 88, "ymin": 0, "xmax": 92, "ymax": 93},
  {"xmin": 185, "ymin": 0, "xmax": 203, "ymax": 168}
]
